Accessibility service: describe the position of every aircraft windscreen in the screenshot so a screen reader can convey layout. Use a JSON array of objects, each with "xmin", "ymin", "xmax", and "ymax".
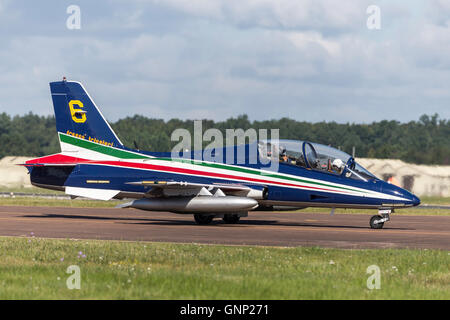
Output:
[
  {"xmin": 307, "ymin": 143, "xmax": 378, "ymax": 180},
  {"xmin": 345, "ymin": 162, "xmax": 378, "ymax": 181},
  {"xmin": 259, "ymin": 140, "xmax": 351, "ymax": 172},
  {"xmin": 309, "ymin": 143, "xmax": 351, "ymax": 174},
  {"xmin": 258, "ymin": 139, "xmax": 378, "ymax": 181}
]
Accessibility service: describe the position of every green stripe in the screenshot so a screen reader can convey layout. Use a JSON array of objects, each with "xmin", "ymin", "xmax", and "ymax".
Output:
[
  {"xmin": 59, "ymin": 133, "xmax": 148, "ymax": 159},
  {"xmin": 61, "ymin": 133, "xmax": 363, "ymax": 193},
  {"xmin": 157, "ymin": 157, "xmax": 363, "ymax": 193}
]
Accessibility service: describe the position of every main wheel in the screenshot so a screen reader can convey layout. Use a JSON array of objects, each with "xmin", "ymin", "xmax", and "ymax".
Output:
[
  {"xmin": 370, "ymin": 215, "xmax": 384, "ymax": 229},
  {"xmin": 194, "ymin": 214, "xmax": 214, "ymax": 225},
  {"xmin": 222, "ymin": 214, "xmax": 240, "ymax": 224}
]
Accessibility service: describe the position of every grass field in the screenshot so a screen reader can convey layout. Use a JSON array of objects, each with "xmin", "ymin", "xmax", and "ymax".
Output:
[
  {"xmin": 0, "ymin": 196, "xmax": 118, "ymax": 208},
  {"xmin": 0, "ymin": 189, "xmax": 448, "ymax": 300},
  {"xmin": 419, "ymin": 196, "xmax": 450, "ymax": 205},
  {"xmin": 0, "ymin": 237, "xmax": 448, "ymax": 299},
  {"xmin": 0, "ymin": 186, "xmax": 66, "ymax": 195}
]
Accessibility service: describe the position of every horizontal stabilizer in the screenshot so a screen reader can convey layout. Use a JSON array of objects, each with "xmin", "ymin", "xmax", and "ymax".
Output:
[
  {"xmin": 22, "ymin": 154, "xmax": 89, "ymax": 167},
  {"xmin": 65, "ymin": 186, "xmax": 120, "ymax": 201},
  {"xmin": 22, "ymin": 163, "xmax": 77, "ymax": 167}
]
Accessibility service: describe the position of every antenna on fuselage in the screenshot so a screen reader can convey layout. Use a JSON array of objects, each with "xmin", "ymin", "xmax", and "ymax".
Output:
[{"xmin": 133, "ymin": 140, "xmax": 140, "ymax": 151}]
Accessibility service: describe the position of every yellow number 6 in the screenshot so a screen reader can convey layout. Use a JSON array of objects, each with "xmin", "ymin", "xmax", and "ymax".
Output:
[{"xmin": 69, "ymin": 100, "xmax": 86, "ymax": 123}]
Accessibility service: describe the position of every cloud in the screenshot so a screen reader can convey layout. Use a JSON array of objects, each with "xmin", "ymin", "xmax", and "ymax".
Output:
[
  {"xmin": 151, "ymin": 0, "xmax": 370, "ymax": 33},
  {"xmin": 0, "ymin": 0, "xmax": 448, "ymax": 124},
  {"xmin": 284, "ymin": 31, "xmax": 341, "ymax": 56}
]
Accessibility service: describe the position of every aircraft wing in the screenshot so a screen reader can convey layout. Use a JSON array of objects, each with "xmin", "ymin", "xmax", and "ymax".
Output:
[
  {"xmin": 127, "ymin": 180, "xmax": 251, "ymax": 190},
  {"xmin": 119, "ymin": 180, "xmax": 260, "ymax": 212},
  {"xmin": 126, "ymin": 180, "xmax": 261, "ymax": 197},
  {"xmin": 65, "ymin": 186, "xmax": 121, "ymax": 201}
]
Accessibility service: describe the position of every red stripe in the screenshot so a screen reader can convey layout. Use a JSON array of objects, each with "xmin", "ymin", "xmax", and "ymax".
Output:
[
  {"xmin": 26, "ymin": 153, "xmax": 350, "ymax": 194},
  {"xmin": 25, "ymin": 154, "xmax": 94, "ymax": 165},
  {"xmin": 99, "ymin": 160, "xmax": 347, "ymax": 194}
]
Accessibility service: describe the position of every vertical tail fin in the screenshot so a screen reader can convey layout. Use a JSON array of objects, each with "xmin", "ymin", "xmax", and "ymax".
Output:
[{"xmin": 50, "ymin": 80, "xmax": 124, "ymax": 155}]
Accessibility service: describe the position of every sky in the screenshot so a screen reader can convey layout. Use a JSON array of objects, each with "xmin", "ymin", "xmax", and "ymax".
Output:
[{"xmin": 0, "ymin": 0, "xmax": 449, "ymax": 123}]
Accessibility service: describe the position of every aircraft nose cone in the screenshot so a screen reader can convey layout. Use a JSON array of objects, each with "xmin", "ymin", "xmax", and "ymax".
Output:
[
  {"xmin": 381, "ymin": 181, "xmax": 420, "ymax": 207},
  {"xmin": 411, "ymin": 194, "xmax": 421, "ymax": 206},
  {"xmin": 399, "ymin": 189, "xmax": 420, "ymax": 207}
]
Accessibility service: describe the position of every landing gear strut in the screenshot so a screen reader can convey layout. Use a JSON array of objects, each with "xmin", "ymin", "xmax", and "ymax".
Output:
[
  {"xmin": 370, "ymin": 209, "xmax": 392, "ymax": 229},
  {"xmin": 194, "ymin": 214, "xmax": 214, "ymax": 225},
  {"xmin": 193, "ymin": 212, "xmax": 247, "ymax": 225},
  {"xmin": 222, "ymin": 214, "xmax": 240, "ymax": 224}
]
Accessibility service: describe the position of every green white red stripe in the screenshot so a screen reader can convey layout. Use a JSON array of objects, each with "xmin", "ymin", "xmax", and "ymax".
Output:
[{"xmin": 33, "ymin": 132, "xmax": 410, "ymax": 201}]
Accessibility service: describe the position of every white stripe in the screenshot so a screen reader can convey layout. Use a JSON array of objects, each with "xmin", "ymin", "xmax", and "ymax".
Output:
[{"xmin": 63, "ymin": 135, "xmax": 410, "ymax": 202}]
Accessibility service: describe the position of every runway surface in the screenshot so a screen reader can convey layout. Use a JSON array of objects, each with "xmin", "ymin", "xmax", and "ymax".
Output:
[{"xmin": 0, "ymin": 206, "xmax": 449, "ymax": 250}]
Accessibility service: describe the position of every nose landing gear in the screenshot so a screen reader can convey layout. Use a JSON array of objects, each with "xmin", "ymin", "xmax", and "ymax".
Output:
[{"xmin": 370, "ymin": 209, "xmax": 393, "ymax": 229}]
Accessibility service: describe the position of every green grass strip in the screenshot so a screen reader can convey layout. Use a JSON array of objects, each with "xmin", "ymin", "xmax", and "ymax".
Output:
[{"xmin": 0, "ymin": 237, "xmax": 448, "ymax": 299}]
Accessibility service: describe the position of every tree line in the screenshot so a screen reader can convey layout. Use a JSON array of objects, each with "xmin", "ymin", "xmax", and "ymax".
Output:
[{"xmin": 0, "ymin": 112, "xmax": 448, "ymax": 165}]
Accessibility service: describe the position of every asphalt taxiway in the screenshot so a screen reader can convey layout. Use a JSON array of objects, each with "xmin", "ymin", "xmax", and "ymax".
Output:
[{"xmin": 0, "ymin": 206, "xmax": 448, "ymax": 250}]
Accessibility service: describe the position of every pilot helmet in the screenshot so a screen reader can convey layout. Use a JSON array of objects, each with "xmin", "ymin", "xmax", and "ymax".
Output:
[{"xmin": 332, "ymin": 158, "xmax": 345, "ymax": 170}]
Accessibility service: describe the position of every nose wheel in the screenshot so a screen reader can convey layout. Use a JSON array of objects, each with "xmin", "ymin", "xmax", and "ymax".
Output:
[
  {"xmin": 370, "ymin": 209, "xmax": 392, "ymax": 229},
  {"xmin": 370, "ymin": 215, "xmax": 385, "ymax": 229}
]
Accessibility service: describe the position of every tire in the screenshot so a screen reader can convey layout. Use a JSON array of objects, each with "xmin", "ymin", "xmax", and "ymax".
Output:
[
  {"xmin": 370, "ymin": 215, "xmax": 384, "ymax": 229},
  {"xmin": 194, "ymin": 214, "xmax": 214, "ymax": 225},
  {"xmin": 222, "ymin": 214, "xmax": 240, "ymax": 224}
]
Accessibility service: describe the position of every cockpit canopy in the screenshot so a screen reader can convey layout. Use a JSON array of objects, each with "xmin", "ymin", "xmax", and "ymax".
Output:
[{"xmin": 258, "ymin": 139, "xmax": 378, "ymax": 181}]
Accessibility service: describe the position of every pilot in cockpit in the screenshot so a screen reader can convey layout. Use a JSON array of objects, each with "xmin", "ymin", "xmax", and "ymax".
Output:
[
  {"xmin": 331, "ymin": 158, "xmax": 345, "ymax": 174},
  {"xmin": 279, "ymin": 147, "xmax": 288, "ymax": 162},
  {"xmin": 296, "ymin": 155, "xmax": 306, "ymax": 167}
]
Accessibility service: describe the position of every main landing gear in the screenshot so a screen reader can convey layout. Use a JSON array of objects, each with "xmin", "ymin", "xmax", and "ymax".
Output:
[
  {"xmin": 194, "ymin": 214, "xmax": 214, "ymax": 225},
  {"xmin": 193, "ymin": 213, "xmax": 244, "ymax": 225},
  {"xmin": 370, "ymin": 209, "xmax": 393, "ymax": 229},
  {"xmin": 222, "ymin": 214, "xmax": 241, "ymax": 224}
]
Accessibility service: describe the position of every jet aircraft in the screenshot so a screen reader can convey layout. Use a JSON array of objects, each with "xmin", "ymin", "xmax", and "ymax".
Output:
[{"xmin": 23, "ymin": 79, "xmax": 420, "ymax": 229}]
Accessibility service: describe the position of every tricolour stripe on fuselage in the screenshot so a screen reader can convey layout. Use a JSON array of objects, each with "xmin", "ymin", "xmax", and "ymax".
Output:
[{"xmin": 58, "ymin": 132, "xmax": 410, "ymax": 202}]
